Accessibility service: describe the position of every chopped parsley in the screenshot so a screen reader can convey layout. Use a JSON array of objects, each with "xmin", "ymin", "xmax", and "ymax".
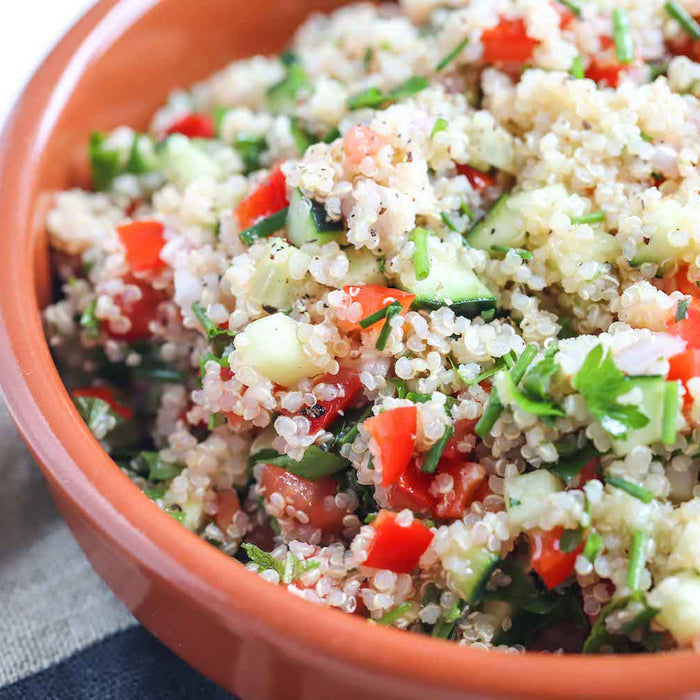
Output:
[
  {"xmin": 347, "ymin": 76, "xmax": 429, "ymax": 110},
  {"xmin": 435, "ymin": 37, "xmax": 468, "ymax": 72}
]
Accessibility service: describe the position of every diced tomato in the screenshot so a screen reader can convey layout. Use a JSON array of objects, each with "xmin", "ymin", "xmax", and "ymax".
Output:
[
  {"xmin": 661, "ymin": 265, "xmax": 700, "ymax": 299},
  {"xmin": 108, "ymin": 277, "xmax": 166, "ymax": 342},
  {"xmin": 668, "ymin": 350, "xmax": 700, "ymax": 409},
  {"xmin": 343, "ymin": 125, "xmax": 387, "ymax": 166},
  {"xmin": 72, "ymin": 386, "xmax": 133, "ymax": 420},
  {"xmin": 529, "ymin": 526, "xmax": 583, "ymax": 590},
  {"xmin": 554, "ymin": 3, "xmax": 576, "ymax": 29},
  {"xmin": 214, "ymin": 490, "xmax": 241, "ymax": 532},
  {"xmin": 481, "ymin": 18, "xmax": 539, "ymax": 65},
  {"xmin": 341, "ymin": 285, "xmax": 415, "ymax": 332},
  {"xmin": 234, "ymin": 166, "xmax": 289, "ymax": 231},
  {"xmin": 585, "ymin": 37, "xmax": 634, "ymax": 88},
  {"xmin": 433, "ymin": 461, "xmax": 488, "ymax": 519},
  {"xmin": 668, "ymin": 34, "xmax": 700, "ymax": 61},
  {"xmin": 117, "ymin": 220, "xmax": 166, "ymax": 272},
  {"xmin": 667, "ymin": 300, "xmax": 700, "ymax": 350},
  {"xmin": 165, "ymin": 113, "xmax": 216, "ymax": 139},
  {"xmin": 259, "ymin": 464, "xmax": 348, "ymax": 536},
  {"xmin": 284, "ymin": 366, "xmax": 363, "ymax": 434},
  {"xmin": 364, "ymin": 406, "xmax": 417, "ymax": 486},
  {"xmin": 387, "ymin": 462, "xmax": 435, "ymax": 512},
  {"xmin": 456, "ymin": 163, "xmax": 496, "ymax": 191},
  {"xmin": 574, "ymin": 458, "xmax": 600, "ymax": 487},
  {"xmin": 363, "ymin": 510, "xmax": 434, "ymax": 573},
  {"xmin": 441, "ymin": 419, "xmax": 477, "ymax": 461}
]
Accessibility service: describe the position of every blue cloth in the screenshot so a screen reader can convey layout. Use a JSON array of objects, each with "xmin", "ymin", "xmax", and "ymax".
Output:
[{"xmin": 0, "ymin": 627, "xmax": 234, "ymax": 700}]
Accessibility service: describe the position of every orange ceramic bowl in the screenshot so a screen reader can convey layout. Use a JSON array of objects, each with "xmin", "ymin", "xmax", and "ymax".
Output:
[{"xmin": 1, "ymin": 2, "xmax": 700, "ymax": 698}]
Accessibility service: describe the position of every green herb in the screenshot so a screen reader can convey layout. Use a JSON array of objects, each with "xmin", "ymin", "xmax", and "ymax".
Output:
[
  {"xmin": 322, "ymin": 127, "xmax": 341, "ymax": 144},
  {"xmin": 191, "ymin": 302, "xmax": 236, "ymax": 347},
  {"xmin": 551, "ymin": 444, "xmax": 599, "ymax": 483},
  {"xmin": 376, "ymin": 301, "xmax": 402, "ymax": 351},
  {"xmin": 421, "ymin": 424, "xmax": 455, "ymax": 473},
  {"xmin": 72, "ymin": 395, "xmax": 125, "ymax": 441},
  {"xmin": 436, "ymin": 36, "xmax": 468, "ymax": 71},
  {"xmin": 347, "ymin": 76, "xmax": 429, "ymax": 110},
  {"xmin": 267, "ymin": 62, "xmax": 309, "ymax": 113},
  {"xmin": 363, "ymin": 47, "xmax": 374, "ymax": 71},
  {"xmin": 166, "ymin": 507, "xmax": 186, "ymax": 524},
  {"xmin": 559, "ymin": 528, "xmax": 585, "ymax": 553},
  {"xmin": 359, "ymin": 301, "xmax": 396, "ymax": 329},
  {"xmin": 604, "ymin": 475, "xmax": 654, "ymax": 503},
  {"xmin": 364, "ymin": 513, "xmax": 378, "ymax": 524},
  {"xmin": 134, "ymin": 362, "xmax": 185, "ymax": 383},
  {"xmin": 89, "ymin": 131, "xmax": 123, "ymax": 191},
  {"xmin": 570, "ymin": 211, "xmax": 605, "ymax": 225},
  {"xmin": 675, "ymin": 298, "xmax": 690, "ymax": 321},
  {"xmin": 289, "ymin": 117, "xmax": 314, "ymax": 156},
  {"xmin": 490, "ymin": 244, "xmax": 533, "ymax": 260},
  {"xmin": 238, "ymin": 207, "xmax": 289, "ymax": 246},
  {"xmin": 501, "ymin": 373, "xmax": 565, "ymax": 417},
  {"xmin": 583, "ymin": 531, "xmax": 603, "ymax": 562},
  {"xmin": 256, "ymin": 444, "xmax": 349, "ymax": 480},
  {"xmin": 440, "ymin": 211, "xmax": 464, "ymax": 233},
  {"xmin": 208, "ymin": 413, "xmax": 226, "ymax": 430},
  {"xmin": 410, "ymin": 227, "xmax": 431, "ymax": 281},
  {"xmin": 241, "ymin": 543, "xmax": 285, "ymax": 577},
  {"xmin": 431, "ymin": 117, "xmax": 448, "ymax": 137},
  {"xmin": 612, "ymin": 8, "xmax": 634, "ymax": 65},
  {"xmin": 572, "ymin": 344, "xmax": 650, "ymax": 438},
  {"xmin": 234, "ymin": 135, "xmax": 267, "ymax": 174},
  {"xmin": 282, "ymin": 551, "xmax": 320, "ymax": 584},
  {"xmin": 143, "ymin": 484, "xmax": 167, "ymax": 501},
  {"xmin": 132, "ymin": 451, "xmax": 182, "ymax": 482},
  {"xmin": 558, "ymin": 0, "xmax": 582, "ymax": 17},
  {"xmin": 460, "ymin": 202, "xmax": 474, "ymax": 220},
  {"xmin": 392, "ymin": 377, "xmax": 408, "ymax": 399},
  {"xmin": 648, "ymin": 62, "xmax": 669, "ymax": 82},
  {"xmin": 640, "ymin": 131, "xmax": 652, "ymax": 143},
  {"xmin": 522, "ymin": 345, "xmax": 559, "ymax": 399},
  {"xmin": 662, "ymin": 380, "xmax": 680, "ymax": 446},
  {"xmin": 583, "ymin": 596, "xmax": 630, "ymax": 653},
  {"xmin": 347, "ymin": 87, "xmax": 385, "ymax": 110},
  {"xmin": 376, "ymin": 602, "xmax": 413, "ymax": 625},
  {"xmin": 406, "ymin": 391, "xmax": 430, "ymax": 403},
  {"xmin": 571, "ymin": 54, "xmax": 585, "ymax": 79},
  {"xmin": 199, "ymin": 350, "xmax": 230, "ymax": 377},
  {"xmin": 332, "ymin": 405, "xmax": 373, "ymax": 449},
  {"xmin": 665, "ymin": 1, "xmax": 700, "ymax": 40},
  {"xmin": 627, "ymin": 531, "xmax": 646, "ymax": 591},
  {"xmin": 79, "ymin": 299, "xmax": 100, "ymax": 339},
  {"xmin": 388, "ymin": 76, "xmax": 430, "ymax": 100}
]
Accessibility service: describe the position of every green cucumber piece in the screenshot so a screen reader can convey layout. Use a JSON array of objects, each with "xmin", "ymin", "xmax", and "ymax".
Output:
[{"xmin": 287, "ymin": 188, "xmax": 344, "ymax": 246}]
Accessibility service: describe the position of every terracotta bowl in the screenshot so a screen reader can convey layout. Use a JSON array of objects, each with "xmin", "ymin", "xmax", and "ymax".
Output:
[{"xmin": 1, "ymin": 1, "xmax": 699, "ymax": 697}]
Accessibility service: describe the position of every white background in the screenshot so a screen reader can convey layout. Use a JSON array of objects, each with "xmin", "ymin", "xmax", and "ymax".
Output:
[{"xmin": 0, "ymin": 2, "xmax": 95, "ymax": 129}]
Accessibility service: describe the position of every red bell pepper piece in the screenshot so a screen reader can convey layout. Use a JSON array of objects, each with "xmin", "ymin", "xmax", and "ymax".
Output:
[
  {"xmin": 433, "ymin": 461, "xmax": 488, "ymax": 519},
  {"xmin": 530, "ymin": 526, "xmax": 583, "ymax": 589},
  {"xmin": 481, "ymin": 18, "xmax": 539, "ymax": 65},
  {"xmin": 456, "ymin": 164, "xmax": 496, "ymax": 191},
  {"xmin": 363, "ymin": 510, "xmax": 434, "ymax": 573},
  {"xmin": 214, "ymin": 490, "xmax": 241, "ymax": 532},
  {"xmin": 234, "ymin": 167, "xmax": 289, "ymax": 231},
  {"xmin": 165, "ymin": 113, "xmax": 216, "ymax": 139},
  {"xmin": 341, "ymin": 285, "xmax": 415, "ymax": 332},
  {"xmin": 364, "ymin": 406, "xmax": 417, "ymax": 486},
  {"xmin": 108, "ymin": 277, "xmax": 165, "ymax": 342},
  {"xmin": 72, "ymin": 386, "xmax": 133, "ymax": 420},
  {"xmin": 387, "ymin": 462, "xmax": 435, "ymax": 512},
  {"xmin": 117, "ymin": 220, "xmax": 166, "ymax": 272}
]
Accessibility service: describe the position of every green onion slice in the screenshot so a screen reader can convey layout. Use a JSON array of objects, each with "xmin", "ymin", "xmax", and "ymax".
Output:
[
  {"xmin": 239, "ymin": 207, "xmax": 289, "ymax": 245},
  {"xmin": 436, "ymin": 37, "xmax": 469, "ymax": 71},
  {"xmin": 661, "ymin": 380, "xmax": 679, "ymax": 446},
  {"xmin": 604, "ymin": 476, "xmax": 654, "ymax": 503},
  {"xmin": 665, "ymin": 1, "xmax": 700, "ymax": 40},
  {"xmin": 612, "ymin": 8, "xmax": 634, "ymax": 65},
  {"xmin": 570, "ymin": 211, "xmax": 605, "ymax": 225},
  {"xmin": 411, "ymin": 227, "xmax": 431, "ymax": 281},
  {"xmin": 627, "ymin": 531, "xmax": 646, "ymax": 591},
  {"xmin": 421, "ymin": 424, "xmax": 455, "ymax": 473}
]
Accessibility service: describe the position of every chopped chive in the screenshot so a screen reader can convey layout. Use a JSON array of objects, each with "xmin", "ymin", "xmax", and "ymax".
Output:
[
  {"xmin": 336, "ymin": 405, "xmax": 373, "ymax": 447},
  {"xmin": 411, "ymin": 227, "xmax": 431, "ymax": 281},
  {"xmin": 648, "ymin": 62, "xmax": 669, "ymax": 82},
  {"xmin": 460, "ymin": 202, "xmax": 474, "ymax": 220},
  {"xmin": 79, "ymin": 299, "xmax": 100, "ymax": 339},
  {"xmin": 392, "ymin": 377, "xmax": 408, "ymax": 399},
  {"xmin": 406, "ymin": 391, "xmax": 431, "ymax": 403},
  {"xmin": 627, "ymin": 531, "xmax": 646, "ymax": 591},
  {"xmin": 422, "ymin": 424, "xmax": 455, "ymax": 473},
  {"xmin": 612, "ymin": 8, "xmax": 634, "ymax": 65},
  {"xmin": 239, "ymin": 207, "xmax": 289, "ymax": 245},
  {"xmin": 490, "ymin": 244, "xmax": 533, "ymax": 260},
  {"xmin": 503, "ymin": 352, "xmax": 515, "ymax": 370},
  {"xmin": 583, "ymin": 531, "xmax": 603, "ymax": 562},
  {"xmin": 558, "ymin": 0, "xmax": 582, "ymax": 17},
  {"xmin": 676, "ymin": 298, "xmax": 690, "ymax": 321},
  {"xmin": 436, "ymin": 36, "xmax": 469, "ymax": 71},
  {"xmin": 665, "ymin": 1, "xmax": 700, "ymax": 40},
  {"xmin": 570, "ymin": 211, "xmax": 605, "ymax": 225},
  {"xmin": 363, "ymin": 47, "xmax": 374, "ymax": 71},
  {"xmin": 375, "ymin": 301, "xmax": 402, "ymax": 351},
  {"xmin": 376, "ymin": 601, "xmax": 413, "ymax": 625},
  {"xmin": 347, "ymin": 76, "xmax": 429, "ymax": 111},
  {"xmin": 322, "ymin": 127, "xmax": 341, "ymax": 144},
  {"xmin": 662, "ymin": 380, "xmax": 679, "ymax": 446},
  {"xmin": 440, "ymin": 211, "xmax": 460, "ymax": 232},
  {"xmin": 359, "ymin": 302, "xmax": 394, "ymax": 329},
  {"xmin": 347, "ymin": 87, "xmax": 385, "ymax": 110},
  {"xmin": 388, "ymin": 76, "xmax": 430, "ymax": 101},
  {"xmin": 604, "ymin": 476, "xmax": 654, "ymax": 503},
  {"xmin": 208, "ymin": 413, "xmax": 226, "ymax": 430},
  {"xmin": 571, "ymin": 54, "xmax": 585, "ymax": 80},
  {"xmin": 431, "ymin": 117, "xmax": 448, "ymax": 137}
]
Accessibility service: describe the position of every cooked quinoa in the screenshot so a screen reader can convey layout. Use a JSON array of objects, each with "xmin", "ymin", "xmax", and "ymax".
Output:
[{"xmin": 44, "ymin": 0, "xmax": 700, "ymax": 653}]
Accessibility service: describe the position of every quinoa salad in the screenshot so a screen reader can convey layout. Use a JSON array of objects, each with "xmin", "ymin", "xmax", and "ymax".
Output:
[{"xmin": 44, "ymin": 0, "xmax": 700, "ymax": 654}]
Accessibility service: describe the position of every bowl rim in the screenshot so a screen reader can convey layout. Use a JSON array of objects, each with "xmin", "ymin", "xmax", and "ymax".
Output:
[{"xmin": 1, "ymin": 1, "xmax": 699, "ymax": 697}]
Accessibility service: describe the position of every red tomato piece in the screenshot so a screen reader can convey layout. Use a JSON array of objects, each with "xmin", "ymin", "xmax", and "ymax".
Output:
[
  {"xmin": 667, "ymin": 300, "xmax": 700, "ymax": 350},
  {"xmin": 456, "ymin": 163, "xmax": 496, "ymax": 191},
  {"xmin": 387, "ymin": 461, "xmax": 435, "ymax": 512},
  {"xmin": 72, "ymin": 386, "xmax": 133, "ymax": 420},
  {"xmin": 585, "ymin": 61, "xmax": 627, "ymax": 88},
  {"xmin": 286, "ymin": 366, "xmax": 363, "ymax": 434},
  {"xmin": 554, "ymin": 3, "xmax": 576, "ymax": 29},
  {"xmin": 364, "ymin": 406, "xmax": 417, "ymax": 486},
  {"xmin": 481, "ymin": 18, "xmax": 539, "ymax": 65},
  {"xmin": 260, "ymin": 464, "xmax": 347, "ymax": 536},
  {"xmin": 574, "ymin": 458, "xmax": 600, "ymax": 488},
  {"xmin": 117, "ymin": 220, "xmax": 166, "ymax": 272},
  {"xmin": 661, "ymin": 265, "xmax": 700, "ymax": 299},
  {"xmin": 433, "ymin": 461, "xmax": 488, "ymax": 520},
  {"xmin": 341, "ymin": 284, "xmax": 415, "ymax": 332},
  {"xmin": 363, "ymin": 510, "xmax": 434, "ymax": 573},
  {"xmin": 668, "ymin": 349, "xmax": 700, "ymax": 409},
  {"xmin": 234, "ymin": 166, "xmax": 289, "ymax": 231},
  {"xmin": 214, "ymin": 490, "xmax": 241, "ymax": 532},
  {"xmin": 441, "ymin": 419, "xmax": 477, "ymax": 461},
  {"xmin": 165, "ymin": 113, "xmax": 216, "ymax": 139},
  {"xmin": 530, "ymin": 526, "xmax": 583, "ymax": 590},
  {"xmin": 108, "ymin": 277, "xmax": 165, "ymax": 342}
]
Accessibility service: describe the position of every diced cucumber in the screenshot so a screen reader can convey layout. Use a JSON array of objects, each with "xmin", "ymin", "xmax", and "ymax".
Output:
[
  {"xmin": 234, "ymin": 312, "xmax": 321, "ymax": 387},
  {"xmin": 446, "ymin": 546, "xmax": 500, "ymax": 605},
  {"xmin": 178, "ymin": 500, "xmax": 205, "ymax": 531},
  {"xmin": 468, "ymin": 112, "xmax": 516, "ymax": 173},
  {"xmin": 611, "ymin": 376, "xmax": 678, "ymax": 455},
  {"xmin": 248, "ymin": 239, "xmax": 308, "ymax": 313},
  {"xmin": 287, "ymin": 188, "xmax": 345, "ymax": 247},
  {"xmin": 650, "ymin": 572, "xmax": 700, "ymax": 645},
  {"xmin": 126, "ymin": 134, "xmax": 160, "ymax": 174},
  {"xmin": 630, "ymin": 199, "xmax": 698, "ymax": 267},
  {"xmin": 504, "ymin": 470, "xmax": 564, "ymax": 529},
  {"xmin": 345, "ymin": 249, "xmax": 386, "ymax": 285},
  {"xmin": 158, "ymin": 134, "xmax": 221, "ymax": 186},
  {"xmin": 397, "ymin": 239, "xmax": 496, "ymax": 318}
]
